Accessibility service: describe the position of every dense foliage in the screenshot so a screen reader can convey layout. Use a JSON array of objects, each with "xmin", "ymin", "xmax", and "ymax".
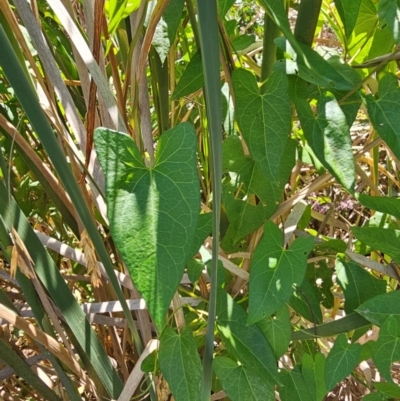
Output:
[{"xmin": 1, "ymin": 0, "xmax": 400, "ymax": 400}]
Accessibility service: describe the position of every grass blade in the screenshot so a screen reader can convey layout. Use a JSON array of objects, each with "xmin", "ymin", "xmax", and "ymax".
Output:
[{"xmin": 196, "ymin": 0, "xmax": 222, "ymax": 399}]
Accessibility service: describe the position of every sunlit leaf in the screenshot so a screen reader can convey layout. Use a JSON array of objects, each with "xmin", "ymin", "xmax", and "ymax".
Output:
[
  {"xmin": 95, "ymin": 123, "xmax": 200, "ymax": 329},
  {"xmin": 335, "ymin": 0, "xmax": 362, "ymax": 38}
]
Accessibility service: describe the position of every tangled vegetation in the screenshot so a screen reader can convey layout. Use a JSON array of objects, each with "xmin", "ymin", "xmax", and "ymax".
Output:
[{"xmin": 1, "ymin": 0, "xmax": 400, "ymax": 400}]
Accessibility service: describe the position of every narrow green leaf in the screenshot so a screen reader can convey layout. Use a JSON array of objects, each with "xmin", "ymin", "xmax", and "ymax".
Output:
[
  {"xmin": 291, "ymin": 312, "xmax": 370, "ymax": 341},
  {"xmin": 302, "ymin": 353, "xmax": 327, "ymax": 401},
  {"xmin": 324, "ymin": 334, "xmax": 361, "ymax": 391},
  {"xmin": 95, "ymin": 123, "xmax": 200, "ymax": 329},
  {"xmin": 213, "ymin": 357, "xmax": 275, "ymax": 401},
  {"xmin": 216, "ymin": 290, "xmax": 280, "ymax": 385},
  {"xmin": 358, "ymin": 194, "xmax": 400, "ymax": 220},
  {"xmin": 372, "ymin": 315, "xmax": 400, "ymax": 383},
  {"xmin": 0, "ymin": 338, "xmax": 62, "ymax": 401},
  {"xmin": 248, "ymin": 221, "xmax": 314, "ymax": 324},
  {"xmin": 172, "ymin": 52, "xmax": 203, "ymax": 100},
  {"xmin": 352, "ymin": 226, "xmax": 400, "ymax": 262},
  {"xmin": 279, "ymin": 366, "xmax": 313, "ymax": 401},
  {"xmin": 296, "ymin": 92, "xmax": 355, "ymax": 192},
  {"xmin": 335, "ymin": 0, "xmax": 362, "ymax": 38},
  {"xmin": 159, "ymin": 327, "xmax": 202, "ymax": 401},
  {"xmin": 378, "ymin": 0, "xmax": 400, "ymax": 44},
  {"xmin": 356, "ymin": 291, "xmax": 400, "ymax": 326},
  {"xmin": 336, "ymin": 256, "xmax": 386, "ymax": 314},
  {"xmin": 366, "ymin": 74, "xmax": 400, "ymax": 160},
  {"xmin": 257, "ymin": 305, "xmax": 291, "ymax": 360},
  {"xmin": 0, "ymin": 178, "xmax": 123, "ymax": 400},
  {"xmin": 153, "ymin": 0, "xmax": 185, "ymax": 64}
]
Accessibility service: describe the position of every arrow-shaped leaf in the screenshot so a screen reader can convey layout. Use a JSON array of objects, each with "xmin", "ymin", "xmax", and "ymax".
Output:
[
  {"xmin": 366, "ymin": 73, "xmax": 400, "ymax": 160},
  {"xmin": 95, "ymin": 123, "xmax": 200, "ymax": 329},
  {"xmin": 372, "ymin": 315, "xmax": 400, "ymax": 383},
  {"xmin": 213, "ymin": 357, "xmax": 275, "ymax": 401},
  {"xmin": 159, "ymin": 327, "xmax": 202, "ymax": 401},
  {"xmin": 324, "ymin": 334, "xmax": 361, "ymax": 391},
  {"xmin": 248, "ymin": 221, "xmax": 314, "ymax": 324}
]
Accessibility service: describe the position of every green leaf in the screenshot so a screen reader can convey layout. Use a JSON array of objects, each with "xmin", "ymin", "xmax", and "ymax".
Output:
[
  {"xmin": 356, "ymin": 291, "xmax": 400, "ymax": 326},
  {"xmin": 288, "ymin": 279, "xmax": 323, "ymax": 325},
  {"xmin": 221, "ymin": 188, "xmax": 265, "ymax": 251},
  {"xmin": 189, "ymin": 213, "xmax": 212, "ymax": 258},
  {"xmin": 302, "ymin": 353, "xmax": 327, "ymax": 401},
  {"xmin": 296, "ymin": 92, "xmax": 355, "ymax": 192},
  {"xmin": 352, "ymin": 226, "xmax": 400, "ymax": 262},
  {"xmin": 153, "ymin": 0, "xmax": 185, "ymax": 64},
  {"xmin": 324, "ymin": 334, "xmax": 361, "ymax": 391},
  {"xmin": 358, "ymin": 194, "xmax": 400, "ymax": 220},
  {"xmin": 363, "ymin": 393, "xmax": 390, "ymax": 401},
  {"xmin": 222, "ymin": 135, "xmax": 296, "ymax": 218},
  {"xmin": 172, "ymin": 52, "xmax": 203, "ymax": 100},
  {"xmin": 374, "ymin": 382, "xmax": 400, "ymax": 398},
  {"xmin": 291, "ymin": 312, "xmax": 370, "ymax": 341},
  {"xmin": 335, "ymin": 256, "xmax": 386, "ymax": 314},
  {"xmin": 259, "ymin": 0, "xmax": 353, "ymax": 90},
  {"xmin": 335, "ymin": 0, "xmax": 362, "ymax": 38},
  {"xmin": 279, "ymin": 366, "xmax": 313, "ymax": 401},
  {"xmin": 248, "ymin": 221, "xmax": 314, "ymax": 324},
  {"xmin": 366, "ymin": 74, "xmax": 400, "ymax": 160},
  {"xmin": 216, "ymin": 290, "xmax": 280, "ymax": 385},
  {"xmin": 213, "ymin": 357, "xmax": 275, "ymax": 401},
  {"xmin": 233, "ymin": 69, "xmax": 294, "ymax": 184},
  {"xmin": 95, "ymin": 123, "xmax": 200, "ymax": 329},
  {"xmin": 378, "ymin": 0, "xmax": 400, "ymax": 44},
  {"xmin": 218, "ymin": 0, "xmax": 235, "ymax": 16},
  {"xmin": 0, "ymin": 339, "xmax": 62, "ymax": 401},
  {"xmin": 106, "ymin": 0, "xmax": 140, "ymax": 37},
  {"xmin": 159, "ymin": 327, "xmax": 202, "ymax": 401},
  {"xmin": 347, "ymin": 0, "xmax": 378, "ymax": 64},
  {"xmin": 187, "ymin": 258, "xmax": 204, "ymax": 283},
  {"xmin": 257, "ymin": 305, "xmax": 291, "ymax": 359},
  {"xmin": 232, "ymin": 35, "xmax": 255, "ymax": 51},
  {"xmin": 372, "ymin": 315, "xmax": 400, "ymax": 382}
]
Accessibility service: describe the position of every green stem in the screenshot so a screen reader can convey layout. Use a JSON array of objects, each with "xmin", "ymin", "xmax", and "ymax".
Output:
[
  {"xmin": 196, "ymin": 0, "xmax": 222, "ymax": 400},
  {"xmin": 260, "ymin": 12, "xmax": 280, "ymax": 89},
  {"xmin": 294, "ymin": 0, "xmax": 323, "ymax": 47}
]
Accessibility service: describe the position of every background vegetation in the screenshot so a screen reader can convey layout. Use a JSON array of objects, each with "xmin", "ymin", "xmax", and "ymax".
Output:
[{"xmin": 1, "ymin": 0, "xmax": 400, "ymax": 400}]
